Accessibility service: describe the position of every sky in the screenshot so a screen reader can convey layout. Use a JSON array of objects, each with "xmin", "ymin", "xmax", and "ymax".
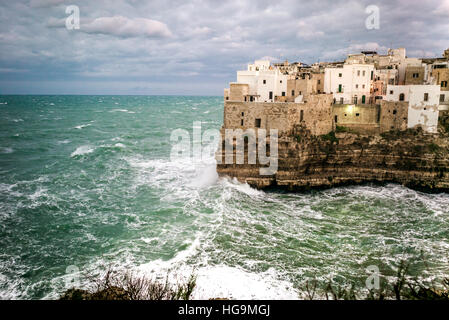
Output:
[{"xmin": 0, "ymin": 0, "xmax": 448, "ymax": 95}]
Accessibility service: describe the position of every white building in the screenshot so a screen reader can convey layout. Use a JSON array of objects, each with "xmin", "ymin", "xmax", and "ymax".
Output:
[
  {"xmin": 236, "ymin": 60, "xmax": 288, "ymax": 102},
  {"xmin": 385, "ymin": 85, "xmax": 441, "ymax": 133},
  {"xmin": 324, "ymin": 62, "xmax": 374, "ymax": 105}
]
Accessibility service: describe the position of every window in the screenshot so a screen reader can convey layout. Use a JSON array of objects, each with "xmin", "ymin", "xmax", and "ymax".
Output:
[
  {"xmin": 339, "ymin": 73, "xmax": 342, "ymax": 77},
  {"xmin": 300, "ymin": 110, "xmax": 304, "ymax": 122},
  {"xmin": 255, "ymin": 118, "xmax": 261, "ymax": 128},
  {"xmin": 399, "ymin": 93, "xmax": 405, "ymax": 101},
  {"xmin": 269, "ymin": 91, "xmax": 273, "ymax": 100},
  {"xmin": 338, "ymin": 84, "xmax": 342, "ymax": 93},
  {"xmin": 390, "ymin": 90, "xmax": 394, "ymax": 94},
  {"xmin": 424, "ymin": 93, "xmax": 429, "ymax": 101},
  {"xmin": 413, "ymin": 73, "xmax": 419, "ymax": 78},
  {"xmin": 335, "ymin": 115, "xmax": 338, "ymax": 123},
  {"xmin": 356, "ymin": 113, "xmax": 360, "ymax": 117},
  {"xmin": 280, "ymin": 80, "xmax": 282, "ymax": 83},
  {"xmin": 441, "ymin": 94, "xmax": 446, "ymax": 102},
  {"xmin": 318, "ymin": 90, "xmax": 321, "ymax": 93},
  {"xmin": 263, "ymin": 80, "xmax": 266, "ymax": 84},
  {"xmin": 356, "ymin": 84, "xmax": 359, "ymax": 89},
  {"xmin": 362, "ymin": 85, "xmax": 365, "ymax": 89},
  {"xmin": 299, "ymin": 91, "xmax": 302, "ymax": 95},
  {"xmin": 241, "ymin": 119, "xmax": 244, "ymax": 126},
  {"xmin": 241, "ymin": 112, "xmax": 244, "ymax": 116},
  {"xmin": 291, "ymin": 90, "xmax": 295, "ymax": 96},
  {"xmin": 357, "ymin": 70, "xmax": 360, "ymax": 76},
  {"xmin": 442, "ymin": 81, "xmax": 448, "ymax": 88},
  {"xmin": 282, "ymin": 92, "xmax": 285, "ymax": 97},
  {"xmin": 318, "ymin": 80, "xmax": 321, "ymax": 84},
  {"xmin": 363, "ymin": 71, "xmax": 366, "ymax": 76},
  {"xmin": 393, "ymin": 110, "xmax": 397, "ymax": 115}
]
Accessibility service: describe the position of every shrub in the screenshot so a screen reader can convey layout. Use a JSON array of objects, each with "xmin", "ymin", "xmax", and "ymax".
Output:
[
  {"xmin": 60, "ymin": 268, "xmax": 197, "ymax": 300},
  {"xmin": 320, "ymin": 131, "xmax": 338, "ymax": 144}
]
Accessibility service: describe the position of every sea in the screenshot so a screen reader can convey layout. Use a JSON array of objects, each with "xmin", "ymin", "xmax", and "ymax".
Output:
[{"xmin": 0, "ymin": 95, "xmax": 448, "ymax": 299}]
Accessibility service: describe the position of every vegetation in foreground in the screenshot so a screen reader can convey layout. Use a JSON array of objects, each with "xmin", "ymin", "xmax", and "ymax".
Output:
[
  {"xmin": 302, "ymin": 261, "xmax": 449, "ymax": 300},
  {"xmin": 60, "ymin": 261, "xmax": 449, "ymax": 300},
  {"xmin": 60, "ymin": 268, "xmax": 197, "ymax": 300}
]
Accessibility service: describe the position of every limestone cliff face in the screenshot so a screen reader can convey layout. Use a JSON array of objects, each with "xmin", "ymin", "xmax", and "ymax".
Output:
[{"xmin": 216, "ymin": 118, "xmax": 449, "ymax": 192}]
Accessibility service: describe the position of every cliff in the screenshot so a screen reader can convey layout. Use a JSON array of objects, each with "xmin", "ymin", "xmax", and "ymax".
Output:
[{"xmin": 216, "ymin": 112, "xmax": 449, "ymax": 192}]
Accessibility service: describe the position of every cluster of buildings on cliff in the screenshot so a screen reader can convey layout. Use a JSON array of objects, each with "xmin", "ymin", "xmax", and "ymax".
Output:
[{"xmin": 224, "ymin": 47, "xmax": 449, "ymax": 135}]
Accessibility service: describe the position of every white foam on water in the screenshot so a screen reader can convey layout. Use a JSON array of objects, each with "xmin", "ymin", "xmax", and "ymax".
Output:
[
  {"xmin": 29, "ymin": 187, "xmax": 48, "ymax": 201},
  {"xmin": 220, "ymin": 177, "xmax": 266, "ymax": 198},
  {"xmin": 1, "ymin": 147, "xmax": 14, "ymax": 154},
  {"xmin": 71, "ymin": 145, "xmax": 95, "ymax": 157},
  {"xmin": 192, "ymin": 266, "xmax": 298, "ymax": 300},
  {"xmin": 57, "ymin": 140, "xmax": 71, "ymax": 144},
  {"xmin": 114, "ymin": 143, "xmax": 126, "ymax": 148},
  {"xmin": 74, "ymin": 123, "xmax": 91, "ymax": 130},
  {"xmin": 136, "ymin": 235, "xmax": 298, "ymax": 300}
]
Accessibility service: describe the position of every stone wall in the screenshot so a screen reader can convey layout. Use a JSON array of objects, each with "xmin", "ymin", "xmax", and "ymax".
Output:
[
  {"xmin": 380, "ymin": 100, "xmax": 408, "ymax": 133},
  {"xmin": 404, "ymin": 66, "xmax": 425, "ymax": 85},
  {"xmin": 229, "ymin": 83, "xmax": 249, "ymax": 102},
  {"xmin": 223, "ymin": 94, "xmax": 333, "ymax": 136},
  {"xmin": 333, "ymin": 104, "xmax": 379, "ymax": 126},
  {"xmin": 432, "ymin": 68, "xmax": 449, "ymax": 92}
]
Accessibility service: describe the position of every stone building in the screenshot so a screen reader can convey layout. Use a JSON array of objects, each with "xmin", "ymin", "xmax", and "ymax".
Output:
[
  {"xmin": 384, "ymin": 85, "xmax": 441, "ymax": 133},
  {"xmin": 324, "ymin": 61, "xmax": 374, "ymax": 105},
  {"xmin": 431, "ymin": 67, "xmax": 449, "ymax": 106},
  {"xmin": 223, "ymin": 94, "xmax": 333, "ymax": 136},
  {"xmin": 286, "ymin": 72, "xmax": 324, "ymax": 103},
  {"xmin": 232, "ymin": 60, "xmax": 288, "ymax": 102},
  {"xmin": 223, "ymin": 48, "xmax": 443, "ymax": 139},
  {"xmin": 404, "ymin": 66, "xmax": 425, "ymax": 85}
]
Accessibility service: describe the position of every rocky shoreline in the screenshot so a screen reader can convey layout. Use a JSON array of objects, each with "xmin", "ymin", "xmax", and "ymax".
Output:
[{"xmin": 217, "ymin": 112, "xmax": 449, "ymax": 193}]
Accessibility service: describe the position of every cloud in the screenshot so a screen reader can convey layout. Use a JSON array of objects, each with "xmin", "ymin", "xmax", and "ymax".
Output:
[
  {"xmin": 321, "ymin": 42, "xmax": 388, "ymax": 60},
  {"xmin": 46, "ymin": 17, "xmax": 66, "ymax": 28},
  {"xmin": 29, "ymin": 0, "xmax": 65, "ymax": 8},
  {"xmin": 296, "ymin": 21, "xmax": 324, "ymax": 40},
  {"xmin": 81, "ymin": 16, "xmax": 172, "ymax": 38},
  {"xmin": 1, "ymin": 0, "xmax": 448, "ymax": 94}
]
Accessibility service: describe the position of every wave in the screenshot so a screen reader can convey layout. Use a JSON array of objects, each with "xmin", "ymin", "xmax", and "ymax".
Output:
[
  {"xmin": 74, "ymin": 124, "xmax": 91, "ymax": 130},
  {"xmin": 71, "ymin": 145, "xmax": 95, "ymax": 157}
]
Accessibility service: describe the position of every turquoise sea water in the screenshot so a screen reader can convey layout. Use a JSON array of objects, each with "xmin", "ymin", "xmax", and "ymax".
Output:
[{"xmin": 0, "ymin": 95, "xmax": 449, "ymax": 299}]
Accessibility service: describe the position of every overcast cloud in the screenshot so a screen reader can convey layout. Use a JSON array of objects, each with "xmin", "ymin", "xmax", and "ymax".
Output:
[{"xmin": 0, "ymin": 0, "xmax": 448, "ymax": 95}]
